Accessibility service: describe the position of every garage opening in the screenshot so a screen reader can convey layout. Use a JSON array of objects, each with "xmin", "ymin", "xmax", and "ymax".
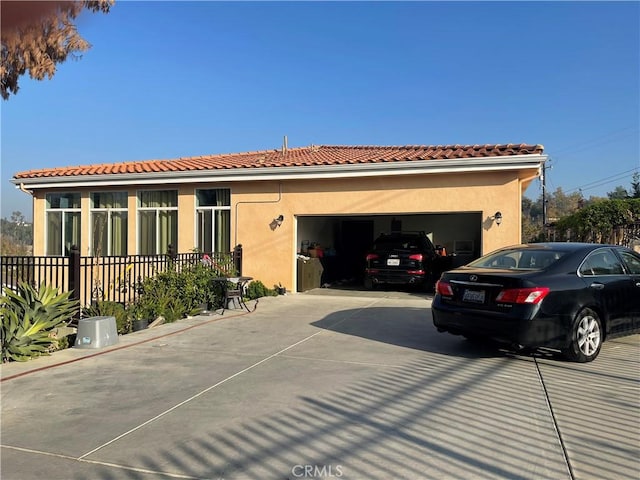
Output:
[{"xmin": 295, "ymin": 213, "xmax": 482, "ymax": 291}]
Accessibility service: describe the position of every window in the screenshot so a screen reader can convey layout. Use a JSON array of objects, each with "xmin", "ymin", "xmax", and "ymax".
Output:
[
  {"xmin": 91, "ymin": 192, "xmax": 128, "ymax": 256},
  {"xmin": 196, "ymin": 189, "xmax": 231, "ymax": 253},
  {"xmin": 580, "ymin": 249, "xmax": 625, "ymax": 276},
  {"xmin": 138, "ymin": 191, "xmax": 178, "ymax": 255},
  {"xmin": 469, "ymin": 248, "xmax": 566, "ymax": 271},
  {"xmin": 619, "ymin": 250, "xmax": 640, "ymax": 274},
  {"xmin": 454, "ymin": 240, "xmax": 474, "ymax": 255},
  {"xmin": 46, "ymin": 193, "xmax": 81, "ymax": 256}
]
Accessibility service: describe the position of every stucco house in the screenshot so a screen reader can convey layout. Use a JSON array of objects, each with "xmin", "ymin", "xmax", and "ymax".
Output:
[{"xmin": 11, "ymin": 143, "xmax": 546, "ymax": 292}]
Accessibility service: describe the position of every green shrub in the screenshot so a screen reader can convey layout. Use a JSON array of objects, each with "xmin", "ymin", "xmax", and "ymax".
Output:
[
  {"xmin": 123, "ymin": 260, "xmax": 227, "ymax": 327},
  {"xmin": 83, "ymin": 300, "xmax": 129, "ymax": 334},
  {"xmin": 132, "ymin": 274, "xmax": 182, "ymax": 323},
  {"xmin": 181, "ymin": 261, "xmax": 221, "ymax": 311},
  {"xmin": 245, "ymin": 280, "xmax": 277, "ymax": 300},
  {"xmin": 1, "ymin": 282, "xmax": 79, "ymax": 362}
]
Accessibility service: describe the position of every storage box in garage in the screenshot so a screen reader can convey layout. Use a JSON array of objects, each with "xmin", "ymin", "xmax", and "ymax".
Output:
[{"xmin": 297, "ymin": 257, "xmax": 324, "ymax": 292}]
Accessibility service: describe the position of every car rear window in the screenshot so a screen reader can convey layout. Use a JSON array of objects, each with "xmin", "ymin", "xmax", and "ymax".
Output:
[
  {"xmin": 373, "ymin": 235, "xmax": 424, "ymax": 251},
  {"xmin": 468, "ymin": 249, "xmax": 566, "ymax": 270}
]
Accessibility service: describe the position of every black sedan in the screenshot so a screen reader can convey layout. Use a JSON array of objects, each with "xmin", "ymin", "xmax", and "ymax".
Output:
[{"xmin": 432, "ymin": 243, "xmax": 640, "ymax": 362}]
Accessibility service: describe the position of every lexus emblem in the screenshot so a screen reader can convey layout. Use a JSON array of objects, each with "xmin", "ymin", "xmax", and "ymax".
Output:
[{"xmin": 469, "ymin": 275, "xmax": 478, "ymax": 282}]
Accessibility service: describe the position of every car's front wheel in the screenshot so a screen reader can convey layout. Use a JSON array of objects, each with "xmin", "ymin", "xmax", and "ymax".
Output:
[{"xmin": 562, "ymin": 308, "xmax": 603, "ymax": 363}]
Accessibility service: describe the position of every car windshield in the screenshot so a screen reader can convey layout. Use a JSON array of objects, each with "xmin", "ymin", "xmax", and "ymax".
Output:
[{"xmin": 467, "ymin": 248, "xmax": 566, "ymax": 270}]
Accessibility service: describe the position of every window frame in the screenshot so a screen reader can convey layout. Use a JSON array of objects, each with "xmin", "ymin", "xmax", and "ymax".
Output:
[
  {"xmin": 195, "ymin": 188, "xmax": 231, "ymax": 254},
  {"xmin": 45, "ymin": 193, "xmax": 81, "ymax": 256},
  {"xmin": 618, "ymin": 249, "xmax": 640, "ymax": 275},
  {"xmin": 579, "ymin": 248, "xmax": 626, "ymax": 276},
  {"xmin": 137, "ymin": 190, "xmax": 178, "ymax": 255},
  {"xmin": 90, "ymin": 192, "xmax": 128, "ymax": 257}
]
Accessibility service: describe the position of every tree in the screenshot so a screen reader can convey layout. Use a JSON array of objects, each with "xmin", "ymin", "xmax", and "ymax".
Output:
[
  {"xmin": 554, "ymin": 198, "xmax": 640, "ymax": 244},
  {"xmin": 607, "ymin": 172, "xmax": 640, "ymax": 200},
  {"xmin": 0, "ymin": 211, "xmax": 32, "ymax": 255},
  {"xmin": 631, "ymin": 172, "xmax": 640, "ymax": 199},
  {"xmin": 1, "ymin": 0, "xmax": 113, "ymax": 100},
  {"xmin": 607, "ymin": 185, "xmax": 629, "ymax": 200},
  {"xmin": 522, "ymin": 187, "xmax": 594, "ymax": 242}
]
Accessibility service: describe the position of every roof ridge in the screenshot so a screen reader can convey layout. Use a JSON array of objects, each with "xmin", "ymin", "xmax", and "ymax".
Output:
[{"xmin": 315, "ymin": 143, "xmax": 542, "ymax": 149}]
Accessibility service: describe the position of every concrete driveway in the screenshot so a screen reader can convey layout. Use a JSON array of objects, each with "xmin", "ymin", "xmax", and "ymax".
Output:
[{"xmin": 1, "ymin": 290, "xmax": 638, "ymax": 480}]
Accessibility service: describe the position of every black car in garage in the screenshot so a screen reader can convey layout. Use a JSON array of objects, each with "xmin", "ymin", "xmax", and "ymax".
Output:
[
  {"xmin": 432, "ymin": 243, "xmax": 640, "ymax": 362},
  {"xmin": 364, "ymin": 231, "xmax": 449, "ymax": 291}
]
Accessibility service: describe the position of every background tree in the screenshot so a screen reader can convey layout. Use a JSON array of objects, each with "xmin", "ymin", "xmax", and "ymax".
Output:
[
  {"xmin": 606, "ymin": 172, "xmax": 640, "ymax": 199},
  {"xmin": 0, "ymin": 211, "xmax": 33, "ymax": 255},
  {"xmin": 607, "ymin": 185, "xmax": 629, "ymax": 200},
  {"xmin": 521, "ymin": 187, "xmax": 585, "ymax": 242},
  {"xmin": 554, "ymin": 198, "xmax": 640, "ymax": 244},
  {"xmin": 1, "ymin": 0, "xmax": 113, "ymax": 100},
  {"xmin": 523, "ymin": 172, "xmax": 640, "ymax": 243},
  {"xmin": 630, "ymin": 172, "xmax": 640, "ymax": 198}
]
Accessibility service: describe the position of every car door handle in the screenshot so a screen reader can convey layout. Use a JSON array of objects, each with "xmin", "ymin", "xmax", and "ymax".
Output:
[{"xmin": 589, "ymin": 282, "xmax": 605, "ymax": 290}]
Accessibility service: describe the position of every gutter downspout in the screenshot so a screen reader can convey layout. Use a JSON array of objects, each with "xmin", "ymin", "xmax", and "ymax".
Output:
[
  {"xmin": 18, "ymin": 182, "xmax": 35, "ymax": 220},
  {"xmin": 18, "ymin": 182, "xmax": 33, "ymax": 195},
  {"xmin": 234, "ymin": 181, "xmax": 282, "ymax": 246}
]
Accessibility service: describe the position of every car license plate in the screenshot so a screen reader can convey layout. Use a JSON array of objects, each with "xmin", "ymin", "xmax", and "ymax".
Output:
[
  {"xmin": 463, "ymin": 289, "xmax": 485, "ymax": 303},
  {"xmin": 387, "ymin": 259, "xmax": 400, "ymax": 266}
]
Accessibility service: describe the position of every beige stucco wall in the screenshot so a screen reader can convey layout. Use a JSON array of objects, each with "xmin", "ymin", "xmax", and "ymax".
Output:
[
  {"xmin": 232, "ymin": 170, "xmax": 526, "ymax": 290},
  {"xmin": 29, "ymin": 167, "xmax": 536, "ymax": 292},
  {"xmin": 32, "ymin": 190, "xmax": 45, "ymax": 255}
]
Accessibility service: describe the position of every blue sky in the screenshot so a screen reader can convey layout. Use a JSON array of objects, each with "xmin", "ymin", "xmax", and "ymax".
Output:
[{"xmin": 1, "ymin": 1, "xmax": 639, "ymax": 221}]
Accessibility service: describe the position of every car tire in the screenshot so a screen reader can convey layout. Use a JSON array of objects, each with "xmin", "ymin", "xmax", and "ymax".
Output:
[
  {"xmin": 463, "ymin": 333, "xmax": 484, "ymax": 344},
  {"xmin": 562, "ymin": 308, "xmax": 603, "ymax": 363},
  {"xmin": 363, "ymin": 276, "xmax": 375, "ymax": 290},
  {"xmin": 422, "ymin": 280, "xmax": 435, "ymax": 293}
]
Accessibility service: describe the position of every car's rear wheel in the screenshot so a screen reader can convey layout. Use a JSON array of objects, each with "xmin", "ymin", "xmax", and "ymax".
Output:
[
  {"xmin": 363, "ymin": 276, "xmax": 375, "ymax": 290},
  {"xmin": 562, "ymin": 308, "xmax": 603, "ymax": 363},
  {"xmin": 463, "ymin": 333, "xmax": 484, "ymax": 344}
]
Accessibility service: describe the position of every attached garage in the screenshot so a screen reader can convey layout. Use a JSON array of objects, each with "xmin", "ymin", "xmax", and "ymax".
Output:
[
  {"xmin": 296, "ymin": 212, "xmax": 482, "ymax": 288},
  {"xmin": 13, "ymin": 143, "xmax": 546, "ymax": 293}
]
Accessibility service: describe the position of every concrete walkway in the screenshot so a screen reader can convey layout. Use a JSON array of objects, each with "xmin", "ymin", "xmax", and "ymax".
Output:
[{"xmin": 1, "ymin": 291, "xmax": 638, "ymax": 480}]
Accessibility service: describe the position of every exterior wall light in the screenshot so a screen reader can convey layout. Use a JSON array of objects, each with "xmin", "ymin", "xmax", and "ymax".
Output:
[
  {"xmin": 270, "ymin": 214, "xmax": 284, "ymax": 230},
  {"xmin": 493, "ymin": 211, "xmax": 503, "ymax": 226}
]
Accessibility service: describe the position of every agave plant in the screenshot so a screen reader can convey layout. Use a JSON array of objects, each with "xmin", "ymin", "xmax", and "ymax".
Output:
[{"xmin": 1, "ymin": 282, "xmax": 79, "ymax": 362}]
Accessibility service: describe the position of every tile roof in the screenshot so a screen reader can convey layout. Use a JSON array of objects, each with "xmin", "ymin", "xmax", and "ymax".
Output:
[{"xmin": 13, "ymin": 144, "xmax": 544, "ymax": 180}]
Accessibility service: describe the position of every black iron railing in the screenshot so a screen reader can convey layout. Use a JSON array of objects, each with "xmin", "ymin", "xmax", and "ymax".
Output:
[{"xmin": 0, "ymin": 244, "xmax": 243, "ymax": 310}]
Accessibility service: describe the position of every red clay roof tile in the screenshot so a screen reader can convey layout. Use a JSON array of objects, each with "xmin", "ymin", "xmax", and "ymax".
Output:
[{"xmin": 13, "ymin": 144, "xmax": 544, "ymax": 180}]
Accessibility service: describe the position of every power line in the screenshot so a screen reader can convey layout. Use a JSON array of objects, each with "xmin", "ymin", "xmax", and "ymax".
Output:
[
  {"xmin": 551, "ymin": 126, "xmax": 639, "ymax": 157},
  {"xmin": 565, "ymin": 167, "xmax": 639, "ymax": 194},
  {"xmin": 544, "ymin": 126, "xmax": 639, "ymax": 194}
]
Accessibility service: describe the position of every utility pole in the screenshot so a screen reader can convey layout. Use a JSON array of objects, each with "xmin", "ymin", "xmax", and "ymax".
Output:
[
  {"xmin": 542, "ymin": 163, "xmax": 547, "ymax": 228},
  {"xmin": 541, "ymin": 162, "xmax": 550, "ymax": 240}
]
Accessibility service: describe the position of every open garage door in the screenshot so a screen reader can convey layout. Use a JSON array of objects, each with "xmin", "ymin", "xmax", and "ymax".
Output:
[{"xmin": 295, "ymin": 213, "xmax": 482, "ymax": 291}]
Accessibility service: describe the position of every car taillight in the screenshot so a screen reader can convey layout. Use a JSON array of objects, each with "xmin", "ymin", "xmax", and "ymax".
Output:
[
  {"xmin": 366, "ymin": 254, "xmax": 378, "ymax": 261},
  {"xmin": 495, "ymin": 287, "xmax": 550, "ymax": 304},
  {"xmin": 436, "ymin": 280, "xmax": 454, "ymax": 296},
  {"xmin": 409, "ymin": 253, "xmax": 423, "ymax": 261}
]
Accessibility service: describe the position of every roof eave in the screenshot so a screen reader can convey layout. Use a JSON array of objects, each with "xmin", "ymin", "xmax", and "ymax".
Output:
[{"xmin": 12, "ymin": 154, "xmax": 547, "ymax": 190}]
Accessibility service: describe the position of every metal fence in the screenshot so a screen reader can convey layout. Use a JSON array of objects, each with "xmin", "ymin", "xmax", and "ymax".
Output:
[{"xmin": 1, "ymin": 245, "xmax": 243, "ymax": 309}]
